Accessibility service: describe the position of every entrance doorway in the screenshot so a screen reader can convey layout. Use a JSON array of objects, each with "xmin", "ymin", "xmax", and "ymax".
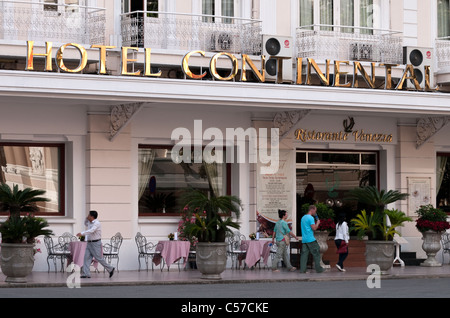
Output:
[{"xmin": 296, "ymin": 150, "xmax": 378, "ymax": 235}]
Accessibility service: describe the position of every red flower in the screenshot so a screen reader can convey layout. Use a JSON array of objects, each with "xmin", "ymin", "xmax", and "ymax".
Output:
[
  {"xmin": 317, "ymin": 218, "xmax": 336, "ymax": 231},
  {"xmin": 416, "ymin": 218, "xmax": 450, "ymax": 232}
]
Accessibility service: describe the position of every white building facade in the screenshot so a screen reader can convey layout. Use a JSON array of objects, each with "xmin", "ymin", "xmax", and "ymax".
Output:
[{"xmin": 1, "ymin": 0, "xmax": 450, "ymax": 271}]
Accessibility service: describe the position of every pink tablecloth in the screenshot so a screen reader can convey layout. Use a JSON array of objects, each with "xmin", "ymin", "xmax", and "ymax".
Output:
[
  {"xmin": 154, "ymin": 240, "xmax": 191, "ymax": 268},
  {"xmin": 68, "ymin": 241, "xmax": 99, "ymax": 269},
  {"xmin": 241, "ymin": 240, "xmax": 271, "ymax": 268}
]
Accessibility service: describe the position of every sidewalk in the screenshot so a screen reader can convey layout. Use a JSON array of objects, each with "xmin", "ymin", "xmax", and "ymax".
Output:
[{"xmin": 1, "ymin": 265, "xmax": 450, "ymax": 288}]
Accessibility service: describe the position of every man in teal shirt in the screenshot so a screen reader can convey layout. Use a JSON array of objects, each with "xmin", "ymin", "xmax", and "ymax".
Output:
[
  {"xmin": 271, "ymin": 209, "xmax": 298, "ymax": 272},
  {"xmin": 300, "ymin": 205, "xmax": 324, "ymax": 273}
]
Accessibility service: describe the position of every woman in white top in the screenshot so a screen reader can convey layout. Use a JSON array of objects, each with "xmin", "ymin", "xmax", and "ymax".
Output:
[{"xmin": 334, "ymin": 214, "xmax": 349, "ymax": 272}]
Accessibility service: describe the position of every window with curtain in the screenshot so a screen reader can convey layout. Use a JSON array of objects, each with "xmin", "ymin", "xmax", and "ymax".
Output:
[
  {"xmin": 438, "ymin": 0, "xmax": 450, "ymax": 39},
  {"xmin": 202, "ymin": 0, "xmax": 236, "ymax": 23},
  {"xmin": 299, "ymin": 0, "xmax": 314, "ymax": 30},
  {"xmin": 203, "ymin": 0, "xmax": 215, "ymax": 22},
  {"xmin": 340, "ymin": 0, "xmax": 354, "ymax": 33},
  {"xmin": 138, "ymin": 145, "xmax": 229, "ymax": 215},
  {"xmin": 320, "ymin": 0, "xmax": 333, "ymax": 31},
  {"xmin": 437, "ymin": 154, "xmax": 450, "ymax": 212},
  {"xmin": 300, "ymin": 0, "xmax": 376, "ymax": 34},
  {"xmin": 222, "ymin": 0, "xmax": 234, "ymax": 24},
  {"xmin": 0, "ymin": 143, "xmax": 64, "ymax": 216}
]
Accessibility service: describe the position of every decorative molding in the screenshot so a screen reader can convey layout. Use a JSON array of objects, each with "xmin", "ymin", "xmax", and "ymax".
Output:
[
  {"xmin": 416, "ymin": 117, "xmax": 450, "ymax": 148},
  {"xmin": 110, "ymin": 102, "xmax": 144, "ymax": 141},
  {"xmin": 273, "ymin": 110, "xmax": 311, "ymax": 139}
]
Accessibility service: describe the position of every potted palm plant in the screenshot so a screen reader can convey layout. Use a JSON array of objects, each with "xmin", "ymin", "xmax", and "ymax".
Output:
[
  {"xmin": 0, "ymin": 183, "xmax": 53, "ymax": 283},
  {"xmin": 182, "ymin": 189, "xmax": 242, "ymax": 279},
  {"xmin": 347, "ymin": 186, "xmax": 410, "ymax": 274}
]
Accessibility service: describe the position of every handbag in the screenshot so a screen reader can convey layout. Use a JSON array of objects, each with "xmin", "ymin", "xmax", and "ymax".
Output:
[
  {"xmin": 336, "ymin": 241, "xmax": 348, "ymax": 254},
  {"xmin": 283, "ymin": 234, "xmax": 290, "ymax": 245}
]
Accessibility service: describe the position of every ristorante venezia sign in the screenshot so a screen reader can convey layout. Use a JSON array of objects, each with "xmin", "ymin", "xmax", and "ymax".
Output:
[{"xmin": 25, "ymin": 41, "xmax": 438, "ymax": 92}]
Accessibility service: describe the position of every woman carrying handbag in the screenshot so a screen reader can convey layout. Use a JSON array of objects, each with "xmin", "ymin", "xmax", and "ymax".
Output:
[{"xmin": 334, "ymin": 214, "xmax": 349, "ymax": 272}]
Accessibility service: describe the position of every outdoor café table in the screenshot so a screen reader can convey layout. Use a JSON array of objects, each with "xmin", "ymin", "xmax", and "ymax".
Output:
[
  {"xmin": 68, "ymin": 241, "xmax": 99, "ymax": 270},
  {"xmin": 154, "ymin": 240, "xmax": 191, "ymax": 270},
  {"xmin": 241, "ymin": 240, "xmax": 271, "ymax": 268}
]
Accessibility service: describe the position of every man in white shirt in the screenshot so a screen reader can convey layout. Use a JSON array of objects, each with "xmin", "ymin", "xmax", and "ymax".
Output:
[{"xmin": 76, "ymin": 210, "xmax": 115, "ymax": 278}]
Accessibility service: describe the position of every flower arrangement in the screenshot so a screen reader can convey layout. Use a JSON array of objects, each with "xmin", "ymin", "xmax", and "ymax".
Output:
[
  {"xmin": 177, "ymin": 206, "xmax": 199, "ymax": 246},
  {"xmin": 249, "ymin": 233, "xmax": 256, "ymax": 240},
  {"xmin": 317, "ymin": 218, "xmax": 336, "ymax": 232},
  {"xmin": 415, "ymin": 204, "xmax": 450, "ymax": 233},
  {"xmin": 301, "ymin": 202, "xmax": 336, "ymax": 232},
  {"xmin": 168, "ymin": 233, "xmax": 175, "ymax": 240},
  {"xmin": 33, "ymin": 238, "xmax": 42, "ymax": 256}
]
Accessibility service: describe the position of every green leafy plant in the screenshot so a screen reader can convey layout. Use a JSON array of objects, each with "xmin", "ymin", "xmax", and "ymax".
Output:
[
  {"xmin": 181, "ymin": 189, "xmax": 242, "ymax": 242},
  {"xmin": 351, "ymin": 209, "xmax": 412, "ymax": 241},
  {"xmin": 346, "ymin": 186, "xmax": 408, "ymax": 214},
  {"xmin": 0, "ymin": 184, "xmax": 53, "ymax": 243},
  {"xmin": 0, "ymin": 183, "xmax": 50, "ymax": 218},
  {"xmin": 348, "ymin": 186, "xmax": 409, "ymax": 240},
  {"xmin": 0, "ymin": 214, "xmax": 53, "ymax": 243}
]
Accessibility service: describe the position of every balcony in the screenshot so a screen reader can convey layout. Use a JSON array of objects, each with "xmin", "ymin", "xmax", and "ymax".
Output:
[
  {"xmin": 296, "ymin": 25, "xmax": 403, "ymax": 64},
  {"xmin": 0, "ymin": 0, "xmax": 106, "ymax": 45},
  {"xmin": 120, "ymin": 11, "xmax": 262, "ymax": 55},
  {"xmin": 436, "ymin": 38, "xmax": 450, "ymax": 70}
]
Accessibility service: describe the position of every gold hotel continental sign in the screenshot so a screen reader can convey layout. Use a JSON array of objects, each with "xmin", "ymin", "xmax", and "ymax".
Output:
[{"xmin": 24, "ymin": 41, "xmax": 438, "ymax": 92}]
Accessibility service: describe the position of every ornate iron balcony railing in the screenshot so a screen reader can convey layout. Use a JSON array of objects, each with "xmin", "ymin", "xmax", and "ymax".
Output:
[
  {"xmin": 121, "ymin": 11, "xmax": 262, "ymax": 55},
  {"xmin": 296, "ymin": 25, "xmax": 403, "ymax": 64},
  {"xmin": 436, "ymin": 38, "xmax": 450, "ymax": 70},
  {"xmin": 0, "ymin": 0, "xmax": 106, "ymax": 45}
]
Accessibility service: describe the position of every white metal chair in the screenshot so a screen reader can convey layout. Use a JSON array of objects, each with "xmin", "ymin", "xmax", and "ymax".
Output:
[
  {"xmin": 43, "ymin": 236, "xmax": 69, "ymax": 273},
  {"xmin": 103, "ymin": 232, "xmax": 123, "ymax": 272},
  {"xmin": 441, "ymin": 232, "xmax": 450, "ymax": 264},
  {"xmin": 226, "ymin": 231, "xmax": 247, "ymax": 269},
  {"xmin": 135, "ymin": 232, "xmax": 163, "ymax": 271}
]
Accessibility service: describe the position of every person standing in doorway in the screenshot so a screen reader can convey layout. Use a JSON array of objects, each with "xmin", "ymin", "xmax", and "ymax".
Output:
[
  {"xmin": 300, "ymin": 205, "xmax": 324, "ymax": 273},
  {"xmin": 334, "ymin": 214, "xmax": 349, "ymax": 272},
  {"xmin": 76, "ymin": 210, "xmax": 115, "ymax": 278},
  {"xmin": 271, "ymin": 209, "xmax": 298, "ymax": 272}
]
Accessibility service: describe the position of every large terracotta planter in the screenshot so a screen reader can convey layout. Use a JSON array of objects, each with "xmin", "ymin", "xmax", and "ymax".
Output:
[
  {"xmin": 196, "ymin": 242, "xmax": 227, "ymax": 280},
  {"xmin": 365, "ymin": 240, "xmax": 395, "ymax": 274},
  {"xmin": 0, "ymin": 243, "xmax": 35, "ymax": 283},
  {"xmin": 420, "ymin": 230, "xmax": 443, "ymax": 267},
  {"xmin": 315, "ymin": 231, "xmax": 330, "ymax": 268}
]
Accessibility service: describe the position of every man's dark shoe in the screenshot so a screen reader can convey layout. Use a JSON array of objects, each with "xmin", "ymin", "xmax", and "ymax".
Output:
[
  {"xmin": 109, "ymin": 268, "xmax": 115, "ymax": 278},
  {"xmin": 80, "ymin": 275, "xmax": 91, "ymax": 278}
]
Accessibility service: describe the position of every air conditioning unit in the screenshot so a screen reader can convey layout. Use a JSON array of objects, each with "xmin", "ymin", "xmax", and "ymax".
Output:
[
  {"xmin": 403, "ymin": 47, "xmax": 434, "ymax": 89},
  {"xmin": 210, "ymin": 32, "xmax": 238, "ymax": 53},
  {"xmin": 262, "ymin": 35, "xmax": 293, "ymax": 83},
  {"xmin": 350, "ymin": 43, "xmax": 374, "ymax": 61}
]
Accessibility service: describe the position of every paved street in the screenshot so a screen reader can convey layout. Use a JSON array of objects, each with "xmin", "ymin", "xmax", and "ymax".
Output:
[{"xmin": 1, "ymin": 277, "xmax": 449, "ymax": 298}]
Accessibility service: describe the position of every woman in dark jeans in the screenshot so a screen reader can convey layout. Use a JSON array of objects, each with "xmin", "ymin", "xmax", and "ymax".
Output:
[{"xmin": 334, "ymin": 214, "xmax": 349, "ymax": 272}]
